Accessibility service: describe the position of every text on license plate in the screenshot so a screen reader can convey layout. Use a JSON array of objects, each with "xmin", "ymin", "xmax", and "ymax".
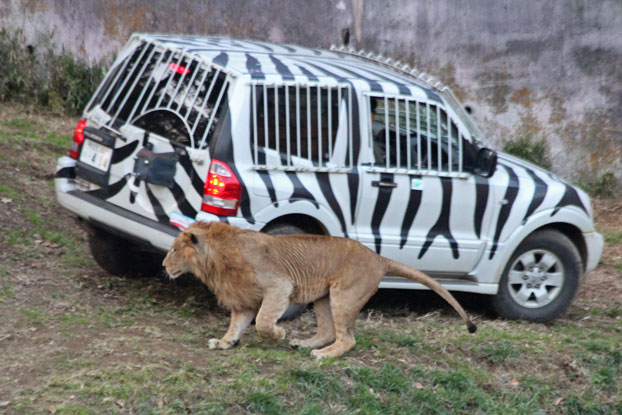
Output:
[{"xmin": 80, "ymin": 139, "xmax": 113, "ymax": 171}]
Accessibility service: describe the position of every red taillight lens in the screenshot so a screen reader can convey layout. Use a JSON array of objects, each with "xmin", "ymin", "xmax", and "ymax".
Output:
[
  {"xmin": 202, "ymin": 160, "xmax": 241, "ymax": 216},
  {"xmin": 168, "ymin": 63, "xmax": 190, "ymax": 75},
  {"xmin": 69, "ymin": 118, "xmax": 87, "ymax": 159}
]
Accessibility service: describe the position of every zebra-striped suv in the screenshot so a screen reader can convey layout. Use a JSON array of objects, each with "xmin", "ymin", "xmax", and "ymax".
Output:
[{"xmin": 56, "ymin": 34, "xmax": 603, "ymax": 322}]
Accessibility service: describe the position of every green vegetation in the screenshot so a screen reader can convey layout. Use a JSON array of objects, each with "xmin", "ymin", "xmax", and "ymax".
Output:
[
  {"xmin": 502, "ymin": 134, "xmax": 552, "ymax": 169},
  {"xmin": 0, "ymin": 29, "xmax": 105, "ymax": 116},
  {"xmin": 603, "ymin": 231, "xmax": 622, "ymax": 244},
  {"xmin": 579, "ymin": 171, "xmax": 619, "ymax": 199}
]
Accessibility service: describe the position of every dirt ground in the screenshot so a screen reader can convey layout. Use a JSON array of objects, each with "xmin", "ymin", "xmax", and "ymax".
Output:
[{"xmin": 0, "ymin": 105, "xmax": 621, "ymax": 414}]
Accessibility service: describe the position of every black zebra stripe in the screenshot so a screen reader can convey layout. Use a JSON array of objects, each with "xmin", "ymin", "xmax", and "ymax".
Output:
[
  {"xmin": 176, "ymin": 152, "xmax": 205, "ymax": 196},
  {"xmin": 315, "ymin": 172, "xmax": 348, "ymax": 237},
  {"xmin": 370, "ymin": 173, "xmax": 395, "ymax": 254},
  {"xmin": 328, "ymin": 62, "xmax": 383, "ymax": 93},
  {"xmin": 285, "ymin": 172, "xmax": 319, "ymax": 209},
  {"xmin": 87, "ymin": 176, "xmax": 128, "ymax": 200},
  {"xmin": 245, "ymin": 53, "xmax": 265, "ymax": 80},
  {"xmin": 111, "ymin": 140, "xmax": 138, "ymax": 164},
  {"xmin": 212, "ymin": 52, "xmax": 229, "ymax": 67},
  {"xmin": 145, "ymin": 184, "xmax": 169, "ymax": 224},
  {"xmin": 473, "ymin": 175, "xmax": 489, "ymax": 239},
  {"xmin": 270, "ymin": 55, "xmax": 295, "ymax": 81},
  {"xmin": 346, "ymin": 62, "xmax": 411, "ymax": 96},
  {"xmin": 551, "ymin": 179, "xmax": 588, "ymax": 217},
  {"xmin": 399, "ymin": 175, "xmax": 423, "ymax": 249},
  {"xmin": 56, "ymin": 167, "xmax": 75, "ymax": 179},
  {"xmin": 418, "ymin": 177, "xmax": 459, "ymax": 259},
  {"xmin": 294, "ymin": 64, "xmax": 319, "ymax": 82},
  {"xmin": 489, "ymin": 164, "xmax": 519, "ymax": 260},
  {"xmin": 522, "ymin": 168, "xmax": 548, "ymax": 224},
  {"xmin": 170, "ymin": 182, "xmax": 198, "ymax": 218}
]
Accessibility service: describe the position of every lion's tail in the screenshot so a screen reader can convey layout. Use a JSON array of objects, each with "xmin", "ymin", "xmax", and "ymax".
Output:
[{"xmin": 383, "ymin": 258, "xmax": 477, "ymax": 334}]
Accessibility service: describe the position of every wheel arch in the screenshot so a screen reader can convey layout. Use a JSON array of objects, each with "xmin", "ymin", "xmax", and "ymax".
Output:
[
  {"xmin": 529, "ymin": 222, "xmax": 587, "ymax": 273},
  {"xmin": 261, "ymin": 214, "xmax": 328, "ymax": 235}
]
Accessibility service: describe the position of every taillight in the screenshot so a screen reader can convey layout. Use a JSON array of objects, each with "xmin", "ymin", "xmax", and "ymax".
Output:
[
  {"xmin": 69, "ymin": 118, "xmax": 87, "ymax": 159},
  {"xmin": 202, "ymin": 160, "xmax": 241, "ymax": 216}
]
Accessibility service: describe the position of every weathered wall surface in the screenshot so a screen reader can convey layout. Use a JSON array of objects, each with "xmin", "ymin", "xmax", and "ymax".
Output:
[{"xmin": 1, "ymin": 0, "xmax": 621, "ymax": 183}]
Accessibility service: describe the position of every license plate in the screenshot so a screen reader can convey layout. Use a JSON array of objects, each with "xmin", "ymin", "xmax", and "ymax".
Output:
[{"xmin": 80, "ymin": 139, "xmax": 113, "ymax": 171}]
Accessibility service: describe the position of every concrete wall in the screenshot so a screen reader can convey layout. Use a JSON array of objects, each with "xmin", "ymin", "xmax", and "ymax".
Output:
[{"xmin": 1, "ymin": 0, "xmax": 621, "ymax": 184}]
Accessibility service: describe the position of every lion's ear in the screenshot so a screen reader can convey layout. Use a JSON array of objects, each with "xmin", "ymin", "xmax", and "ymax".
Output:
[{"xmin": 190, "ymin": 233, "xmax": 198, "ymax": 245}]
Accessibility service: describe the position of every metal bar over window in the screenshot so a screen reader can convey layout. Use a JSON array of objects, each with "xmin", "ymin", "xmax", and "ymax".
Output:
[
  {"xmin": 190, "ymin": 68, "xmax": 222, "ymax": 135},
  {"xmin": 110, "ymin": 44, "xmax": 153, "ymax": 124},
  {"xmin": 395, "ymin": 97, "xmax": 400, "ymax": 169},
  {"xmin": 405, "ymin": 98, "xmax": 411, "ymax": 170},
  {"xmin": 384, "ymin": 96, "xmax": 390, "ymax": 169},
  {"xmin": 126, "ymin": 49, "xmax": 168, "ymax": 123},
  {"xmin": 275, "ymin": 86, "xmax": 280, "ymax": 156},
  {"xmin": 437, "ymin": 105, "xmax": 442, "ymax": 173},
  {"xmin": 252, "ymin": 84, "xmax": 258, "ymax": 164},
  {"xmin": 426, "ymin": 103, "xmax": 432, "ymax": 171},
  {"xmin": 296, "ymin": 85, "xmax": 301, "ymax": 159},
  {"xmin": 317, "ymin": 85, "xmax": 322, "ymax": 167},
  {"xmin": 448, "ymin": 119, "xmax": 453, "ymax": 174},
  {"xmin": 285, "ymin": 85, "xmax": 291, "ymax": 166}
]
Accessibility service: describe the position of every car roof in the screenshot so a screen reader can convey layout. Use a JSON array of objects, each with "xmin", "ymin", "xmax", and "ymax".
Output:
[{"xmin": 135, "ymin": 33, "xmax": 442, "ymax": 102}]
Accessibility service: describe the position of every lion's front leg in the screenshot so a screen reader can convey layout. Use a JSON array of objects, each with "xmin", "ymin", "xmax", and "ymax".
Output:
[
  {"xmin": 255, "ymin": 287, "xmax": 293, "ymax": 342},
  {"xmin": 208, "ymin": 309, "xmax": 256, "ymax": 350}
]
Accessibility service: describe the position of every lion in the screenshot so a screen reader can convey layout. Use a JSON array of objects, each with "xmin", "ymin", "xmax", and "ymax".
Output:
[{"xmin": 163, "ymin": 221, "xmax": 476, "ymax": 359}]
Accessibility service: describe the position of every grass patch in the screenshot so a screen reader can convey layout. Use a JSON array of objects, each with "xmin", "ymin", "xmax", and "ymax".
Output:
[
  {"xmin": 0, "ymin": 184, "xmax": 19, "ymax": 201},
  {"xmin": 20, "ymin": 306, "xmax": 48, "ymax": 325},
  {"xmin": 603, "ymin": 231, "xmax": 622, "ymax": 244}
]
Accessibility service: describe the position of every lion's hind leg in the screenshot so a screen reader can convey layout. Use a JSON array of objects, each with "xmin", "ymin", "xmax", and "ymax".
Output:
[
  {"xmin": 311, "ymin": 264, "xmax": 383, "ymax": 359},
  {"xmin": 290, "ymin": 296, "xmax": 335, "ymax": 349},
  {"xmin": 208, "ymin": 308, "xmax": 256, "ymax": 350}
]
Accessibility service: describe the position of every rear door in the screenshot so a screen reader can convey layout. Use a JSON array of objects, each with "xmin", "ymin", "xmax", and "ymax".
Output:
[{"xmin": 79, "ymin": 37, "xmax": 231, "ymax": 227}]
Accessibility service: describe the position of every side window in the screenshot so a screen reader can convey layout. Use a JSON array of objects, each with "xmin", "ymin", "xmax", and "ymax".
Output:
[
  {"xmin": 251, "ymin": 84, "xmax": 352, "ymax": 169},
  {"xmin": 369, "ymin": 96, "xmax": 477, "ymax": 174}
]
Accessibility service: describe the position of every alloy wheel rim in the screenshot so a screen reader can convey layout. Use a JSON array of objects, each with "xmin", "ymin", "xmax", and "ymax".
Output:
[{"xmin": 507, "ymin": 249, "xmax": 564, "ymax": 309}]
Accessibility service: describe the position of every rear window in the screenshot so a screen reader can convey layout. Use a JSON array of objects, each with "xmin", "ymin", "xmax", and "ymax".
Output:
[{"xmin": 88, "ymin": 40, "xmax": 230, "ymax": 149}]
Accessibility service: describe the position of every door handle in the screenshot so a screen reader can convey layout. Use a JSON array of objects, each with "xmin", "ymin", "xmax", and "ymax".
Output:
[{"xmin": 371, "ymin": 180, "xmax": 397, "ymax": 188}]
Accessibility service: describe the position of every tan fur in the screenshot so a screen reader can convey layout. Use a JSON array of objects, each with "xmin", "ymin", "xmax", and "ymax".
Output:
[{"xmin": 163, "ymin": 221, "xmax": 477, "ymax": 359}]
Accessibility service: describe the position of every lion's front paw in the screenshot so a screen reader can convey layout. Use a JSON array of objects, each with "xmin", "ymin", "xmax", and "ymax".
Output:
[
  {"xmin": 207, "ymin": 338, "xmax": 237, "ymax": 350},
  {"xmin": 273, "ymin": 326, "xmax": 286, "ymax": 341}
]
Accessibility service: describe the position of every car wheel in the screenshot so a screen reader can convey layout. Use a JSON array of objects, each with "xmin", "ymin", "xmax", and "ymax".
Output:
[
  {"xmin": 491, "ymin": 230, "xmax": 582, "ymax": 322},
  {"xmin": 263, "ymin": 222, "xmax": 309, "ymax": 321},
  {"xmin": 88, "ymin": 226, "xmax": 163, "ymax": 277}
]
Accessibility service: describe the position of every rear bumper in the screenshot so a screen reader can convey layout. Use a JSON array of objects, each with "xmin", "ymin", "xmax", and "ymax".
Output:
[
  {"xmin": 584, "ymin": 231, "xmax": 604, "ymax": 276},
  {"xmin": 55, "ymin": 156, "xmax": 178, "ymax": 252}
]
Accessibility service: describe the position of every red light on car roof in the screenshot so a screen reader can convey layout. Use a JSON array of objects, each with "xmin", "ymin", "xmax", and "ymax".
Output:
[{"xmin": 168, "ymin": 63, "xmax": 190, "ymax": 75}]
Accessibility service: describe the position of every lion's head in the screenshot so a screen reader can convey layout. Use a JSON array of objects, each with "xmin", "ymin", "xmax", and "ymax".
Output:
[{"xmin": 163, "ymin": 226, "xmax": 205, "ymax": 279}]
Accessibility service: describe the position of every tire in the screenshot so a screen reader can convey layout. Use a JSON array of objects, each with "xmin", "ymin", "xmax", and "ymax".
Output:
[
  {"xmin": 263, "ymin": 222, "xmax": 309, "ymax": 321},
  {"xmin": 88, "ymin": 227, "xmax": 164, "ymax": 277},
  {"xmin": 491, "ymin": 230, "xmax": 582, "ymax": 322}
]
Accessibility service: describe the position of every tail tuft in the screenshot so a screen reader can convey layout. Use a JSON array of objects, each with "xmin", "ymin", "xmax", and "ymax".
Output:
[{"xmin": 467, "ymin": 321, "xmax": 477, "ymax": 334}]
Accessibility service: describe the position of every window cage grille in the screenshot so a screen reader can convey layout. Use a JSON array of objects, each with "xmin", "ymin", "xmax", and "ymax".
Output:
[
  {"xmin": 367, "ymin": 94, "xmax": 467, "ymax": 177},
  {"xmin": 250, "ymin": 82, "xmax": 353, "ymax": 172},
  {"xmin": 86, "ymin": 39, "xmax": 231, "ymax": 149}
]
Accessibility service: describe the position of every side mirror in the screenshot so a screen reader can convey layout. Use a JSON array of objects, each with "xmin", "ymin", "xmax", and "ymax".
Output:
[{"xmin": 474, "ymin": 147, "xmax": 497, "ymax": 178}]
